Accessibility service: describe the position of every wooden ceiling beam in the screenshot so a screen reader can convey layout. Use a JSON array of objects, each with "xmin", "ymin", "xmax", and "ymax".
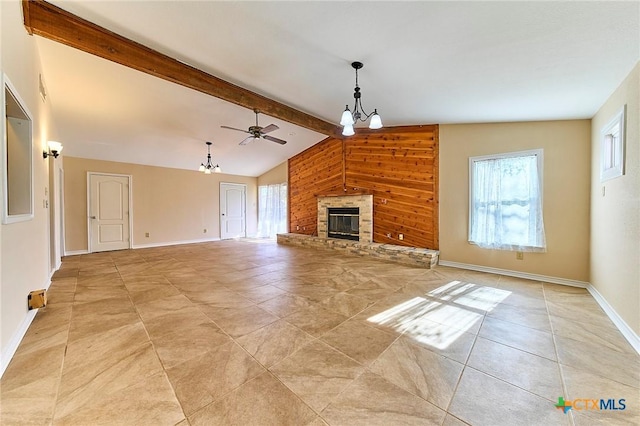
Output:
[{"xmin": 22, "ymin": 0, "xmax": 340, "ymax": 137}]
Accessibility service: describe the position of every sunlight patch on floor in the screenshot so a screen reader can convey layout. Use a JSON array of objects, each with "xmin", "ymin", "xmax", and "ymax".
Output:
[{"xmin": 367, "ymin": 281, "xmax": 511, "ymax": 349}]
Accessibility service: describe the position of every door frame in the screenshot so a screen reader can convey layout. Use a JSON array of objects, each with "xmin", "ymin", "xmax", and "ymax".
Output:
[
  {"xmin": 59, "ymin": 167, "xmax": 66, "ymax": 258},
  {"xmin": 86, "ymin": 172, "xmax": 133, "ymax": 253},
  {"xmin": 219, "ymin": 182, "xmax": 247, "ymax": 239}
]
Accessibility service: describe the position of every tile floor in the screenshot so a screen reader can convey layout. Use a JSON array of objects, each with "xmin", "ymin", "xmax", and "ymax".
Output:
[{"xmin": 1, "ymin": 239, "xmax": 638, "ymax": 425}]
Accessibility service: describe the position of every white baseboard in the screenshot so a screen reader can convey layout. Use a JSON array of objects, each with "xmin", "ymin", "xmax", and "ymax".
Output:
[
  {"xmin": 0, "ymin": 309, "xmax": 37, "ymax": 378},
  {"xmin": 587, "ymin": 284, "xmax": 640, "ymax": 354},
  {"xmin": 64, "ymin": 249, "xmax": 88, "ymax": 257},
  {"xmin": 132, "ymin": 237, "xmax": 221, "ymax": 249},
  {"xmin": 64, "ymin": 238, "xmax": 222, "ymax": 254},
  {"xmin": 0, "ymin": 268, "xmax": 55, "ymax": 378},
  {"xmin": 438, "ymin": 260, "xmax": 589, "ymax": 287},
  {"xmin": 438, "ymin": 260, "xmax": 639, "ymax": 355}
]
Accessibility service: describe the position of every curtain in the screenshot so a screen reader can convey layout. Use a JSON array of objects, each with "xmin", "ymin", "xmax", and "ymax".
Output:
[
  {"xmin": 469, "ymin": 153, "xmax": 546, "ymax": 252},
  {"xmin": 257, "ymin": 183, "xmax": 288, "ymax": 239}
]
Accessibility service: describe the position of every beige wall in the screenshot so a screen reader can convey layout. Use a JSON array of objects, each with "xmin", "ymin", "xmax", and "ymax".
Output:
[
  {"xmin": 439, "ymin": 120, "xmax": 591, "ymax": 282},
  {"xmin": 63, "ymin": 157, "xmax": 258, "ymax": 252},
  {"xmin": 1, "ymin": 0, "xmax": 59, "ymax": 368},
  {"xmin": 257, "ymin": 161, "xmax": 287, "ymax": 186},
  {"xmin": 590, "ymin": 62, "xmax": 639, "ymax": 335}
]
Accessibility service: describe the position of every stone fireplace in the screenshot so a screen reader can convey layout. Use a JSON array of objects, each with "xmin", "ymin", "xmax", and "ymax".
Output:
[{"xmin": 317, "ymin": 195, "xmax": 373, "ymax": 243}]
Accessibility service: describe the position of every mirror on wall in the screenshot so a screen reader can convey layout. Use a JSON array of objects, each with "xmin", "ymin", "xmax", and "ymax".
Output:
[{"xmin": 3, "ymin": 76, "xmax": 34, "ymax": 224}]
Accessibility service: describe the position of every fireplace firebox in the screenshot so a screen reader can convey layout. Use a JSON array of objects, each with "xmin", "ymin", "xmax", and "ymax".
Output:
[{"xmin": 327, "ymin": 207, "xmax": 360, "ymax": 241}]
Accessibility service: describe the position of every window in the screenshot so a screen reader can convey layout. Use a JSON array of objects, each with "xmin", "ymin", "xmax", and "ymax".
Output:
[
  {"xmin": 600, "ymin": 105, "xmax": 626, "ymax": 182},
  {"xmin": 469, "ymin": 149, "xmax": 546, "ymax": 252},
  {"xmin": 257, "ymin": 183, "xmax": 287, "ymax": 238},
  {"xmin": 3, "ymin": 75, "xmax": 34, "ymax": 224}
]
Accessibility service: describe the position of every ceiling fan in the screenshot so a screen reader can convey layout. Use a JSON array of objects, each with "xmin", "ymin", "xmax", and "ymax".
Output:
[{"xmin": 221, "ymin": 109, "xmax": 287, "ymax": 145}]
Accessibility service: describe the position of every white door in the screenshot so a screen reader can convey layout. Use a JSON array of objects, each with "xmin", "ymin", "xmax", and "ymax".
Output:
[
  {"xmin": 88, "ymin": 173, "xmax": 131, "ymax": 252},
  {"xmin": 220, "ymin": 183, "xmax": 246, "ymax": 239}
]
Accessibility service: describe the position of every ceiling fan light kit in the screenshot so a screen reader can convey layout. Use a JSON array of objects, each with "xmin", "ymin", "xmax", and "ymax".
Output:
[
  {"xmin": 339, "ymin": 61, "xmax": 383, "ymax": 136},
  {"xmin": 199, "ymin": 141, "xmax": 221, "ymax": 174},
  {"xmin": 221, "ymin": 109, "xmax": 288, "ymax": 146}
]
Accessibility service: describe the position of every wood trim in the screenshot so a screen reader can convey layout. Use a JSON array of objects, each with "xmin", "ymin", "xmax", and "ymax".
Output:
[
  {"xmin": 21, "ymin": 0, "xmax": 340, "ymax": 137},
  {"xmin": 348, "ymin": 124, "xmax": 438, "ymax": 135},
  {"xmin": 22, "ymin": 0, "xmax": 33, "ymax": 34}
]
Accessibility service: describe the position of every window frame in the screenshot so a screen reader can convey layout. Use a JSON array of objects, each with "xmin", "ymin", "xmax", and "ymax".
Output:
[
  {"xmin": 600, "ymin": 105, "xmax": 626, "ymax": 182},
  {"xmin": 468, "ymin": 148, "xmax": 545, "ymax": 251},
  {"xmin": 2, "ymin": 74, "xmax": 35, "ymax": 224}
]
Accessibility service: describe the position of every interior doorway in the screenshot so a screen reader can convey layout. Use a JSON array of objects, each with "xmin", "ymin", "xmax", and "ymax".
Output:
[
  {"xmin": 220, "ymin": 182, "xmax": 246, "ymax": 239},
  {"xmin": 87, "ymin": 172, "xmax": 132, "ymax": 252},
  {"xmin": 48, "ymin": 159, "xmax": 56, "ymax": 273}
]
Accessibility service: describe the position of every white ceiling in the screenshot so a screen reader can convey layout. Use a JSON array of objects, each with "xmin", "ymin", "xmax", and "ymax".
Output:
[{"xmin": 37, "ymin": 1, "xmax": 639, "ymax": 177}]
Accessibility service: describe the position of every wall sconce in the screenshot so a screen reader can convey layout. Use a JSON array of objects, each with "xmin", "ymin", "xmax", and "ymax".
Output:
[{"xmin": 43, "ymin": 141, "xmax": 63, "ymax": 159}]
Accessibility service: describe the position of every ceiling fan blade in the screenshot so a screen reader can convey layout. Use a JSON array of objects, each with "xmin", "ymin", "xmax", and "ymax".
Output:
[
  {"xmin": 239, "ymin": 136, "xmax": 257, "ymax": 145},
  {"xmin": 221, "ymin": 125, "xmax": 250, "ymax": 133},
  {"xmin": 260, "ymin": 124, "xmax": 279, "ymax": 134},
  {"xmin": 263, "ymin": 135, "xmax": 287, "ymax": 145}
]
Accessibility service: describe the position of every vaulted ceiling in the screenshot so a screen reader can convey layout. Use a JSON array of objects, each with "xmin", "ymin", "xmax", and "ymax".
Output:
[{"xmin": 32, "ymin": 1, "xmax": 639, "ymax": 176}]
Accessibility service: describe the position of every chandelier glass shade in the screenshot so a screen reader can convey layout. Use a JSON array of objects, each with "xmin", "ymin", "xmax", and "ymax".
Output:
[
  {"xmin": 339, "ymin": 61, "xmax": 383, "ymax": 136},
  {"xmin": 43, "ymin": 140, "xmax": 63, "ymax": 158},
  {"xmin": 199, "ymin": 141, "xmax": 221, "ymax": 174}
]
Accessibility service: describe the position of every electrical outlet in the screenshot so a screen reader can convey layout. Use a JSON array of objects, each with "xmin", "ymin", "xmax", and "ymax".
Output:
[
  {"xmin": 145, "ymin": 232, "xmax": 150, "ymax": 238},
  {"xmin": 516, "ymin": 251, "xmax": 524, "ymax": 260},
  {"xmin": 296, "ymin": 225, "xmax": 300, "ymax": 231},
  {"xmin": 399, "ymin": 233, "xmax": 404, "ymax": 241},
  {"xmin": 386, "ymin": 233, "xmax": 391, "ymax": 238}
]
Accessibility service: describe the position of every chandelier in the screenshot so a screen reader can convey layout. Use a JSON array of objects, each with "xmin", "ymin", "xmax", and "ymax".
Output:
[
  {"xmin": 339, "ymin": 61, "xmax": 383, "ymax": 136},
  {"xmin": 198, "ymin": 141, "xmax": 221, "ymax": 174}
]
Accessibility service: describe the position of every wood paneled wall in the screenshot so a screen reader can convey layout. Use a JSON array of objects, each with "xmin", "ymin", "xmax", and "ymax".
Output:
[
  {"xmin": 288, "ymin": 137, "xmax": 343, "ymax": 236},
  {"xmin": 288, "ymin": 125, "xmax": 439, "ymax": 249}
]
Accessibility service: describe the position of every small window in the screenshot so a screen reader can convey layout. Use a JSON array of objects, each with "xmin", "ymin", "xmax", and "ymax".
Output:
[
  {"xmin": 600, "ymin": 105, "xmax": 626, "ymax": 182},
  {"xmin": 3, "ymin": 75, "xmax": 34, "ymax": 224},
  {"xmin": 469, "ymin": 149, "xmax": 546, "ymax": 252}
]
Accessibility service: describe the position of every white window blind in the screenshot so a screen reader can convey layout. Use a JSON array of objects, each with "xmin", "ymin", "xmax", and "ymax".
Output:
[
  {"xmin": 257, "ymin": 183, "xmax": 288, "ymax": 239},
  {"xmin": 469, "ymin": 149, "xmax": 546, "ymax": 252}
]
